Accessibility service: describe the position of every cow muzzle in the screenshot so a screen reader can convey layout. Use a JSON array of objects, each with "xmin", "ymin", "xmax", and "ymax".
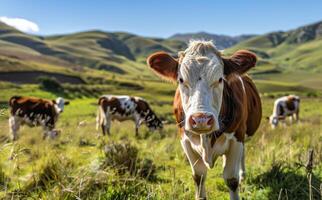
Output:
[{"xmin": 188, "ymin": 112, "xmax": 215, "ymax": 134}]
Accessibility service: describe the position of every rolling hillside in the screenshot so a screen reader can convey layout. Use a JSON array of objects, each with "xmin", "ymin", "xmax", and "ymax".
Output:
[
  {"xmin": 229, "ymin": 20, "xmax": 322, "ymax": 71},
  {"xmin": 1, "ymin": 20, "xmax": 322, "ymax": 95},
  {"xmin": 226, "ymin": 20, "xmax": 322, "ymax": 92},
  {"xmin": 0, "ymin": 21, "xmax": 186, "ymax": 79}
]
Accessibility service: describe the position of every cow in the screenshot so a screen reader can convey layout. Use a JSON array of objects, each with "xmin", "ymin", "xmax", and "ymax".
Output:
[
  {"xmin": 96, "ymin": 95, "xmax": 163, "ymax": 136},
  {"xmin": 268, "ymin": 95, "xmax": 300, "ymax": 128},
  {"xmin": 147, "ymin": 40, "xmax": 262, "ymax": 200},
  {"xmin": 8, "ymin": 96, "xmax": 69, "ymax": 140}
]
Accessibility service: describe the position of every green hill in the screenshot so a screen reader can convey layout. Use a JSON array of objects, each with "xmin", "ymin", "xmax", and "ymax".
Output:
[
  {"xmin": 0, "ymin": 22, "xmax": 186, "ymax": 78},
  {"xmin": 226, "ymin": 20, "xmax": 322, "ymax": 92},
  {"xmin": 1, "ymin": 20, "xmax": 322, "ymax": 95}
]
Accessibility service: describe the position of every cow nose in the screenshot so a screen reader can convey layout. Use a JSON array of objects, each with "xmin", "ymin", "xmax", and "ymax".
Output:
[{"xmin": 189, "ymin": 113, "xmax": 214, "ymax": 132}]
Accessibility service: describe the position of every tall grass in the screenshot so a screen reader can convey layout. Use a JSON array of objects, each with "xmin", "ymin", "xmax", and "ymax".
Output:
[{"xmin": 0, "ymin": 96, "xmax": 321, "ymax": 199}]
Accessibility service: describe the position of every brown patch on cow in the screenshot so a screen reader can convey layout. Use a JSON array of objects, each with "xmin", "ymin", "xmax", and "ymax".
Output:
[
  {"xmin": 133, "ymin": 98, "xmax": 149, "ymax": 114},
  {"xmin": 9, "ymin": 96, "xmax": 57, "ymax": 128},
  {"xmin": 242, "ymin": 75, "xmax": 262, "ymax": 137},
  {"xmin": 222, "ymin": 50, "xmax": 257, "ymax": 76},
  {"xmin": 219, "ymin": 74, "xmax": 248, "ymax": 142},
  {"xmin": 98, "ymin": 96, "xmax": 123, "ymax": 115},
  {"xmin": 147, "ymin": 52, "xmax": 178, "ymax": 82},
  {"xmin": 173, "ymin": 88, "xmax": 184, "ymax": 136},
  {"xmin": 286, "ymin": 96, "xmax": 298, "ymax": 111}
]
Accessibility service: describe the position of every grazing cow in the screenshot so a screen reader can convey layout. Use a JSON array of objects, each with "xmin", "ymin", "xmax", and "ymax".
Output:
[
  {"xmin": 8, "ymin": 96, "xmax": 69, "ymax": 140},
  {"xmin": 96, "ymin": 95, "xmax": 163, "ymax": 136},
  {"xmin": 268, "ymin": 95, "xmax": 300, "ymax": 128},
  {"xmin": 147, "ymin": 40, "xmax": 262, "ymax": 200}
]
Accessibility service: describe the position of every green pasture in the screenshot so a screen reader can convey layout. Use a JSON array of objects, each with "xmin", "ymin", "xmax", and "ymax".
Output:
[{"xmin": 0, "ymin": 82, "xmax": 321, "ymax": 200}]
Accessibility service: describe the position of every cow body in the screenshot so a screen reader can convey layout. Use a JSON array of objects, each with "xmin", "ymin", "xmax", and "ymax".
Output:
[
  {"xmin": 148, "ymin": 40, "xmax": 262, "ymax": 200},
  {"xmin": 269, "ymin": 95, "xmax": 300, "ymax": 128},
  {"xmin": 8, "ymin": 96, "xmax": 69, "ymax": 140},
  {"xmin": 96, "ymin": 95, "xmax": 163, "ymax": 136}
]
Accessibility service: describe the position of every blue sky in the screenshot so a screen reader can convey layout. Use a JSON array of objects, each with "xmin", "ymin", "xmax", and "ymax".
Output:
[{"xmin": 1, "ymin": 0, "xmax": 322, "ymax": 37}]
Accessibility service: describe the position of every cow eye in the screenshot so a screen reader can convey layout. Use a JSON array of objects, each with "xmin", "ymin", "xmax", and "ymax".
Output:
[
  {"xmin": 178, "ymin": 78, "xmax": 190, "ymax": 89},
  {"xmin": 219, "ymin": 77, "xmax": 223, "ymax": 83},
  {"xmin": 211, "ymin": 78, "xmax": 223, "ymax": 88}
]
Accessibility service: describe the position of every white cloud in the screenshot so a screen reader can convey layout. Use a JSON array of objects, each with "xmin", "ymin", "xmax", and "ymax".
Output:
[{"xmin": 0, "ymin": 16, "xmax": 39, "ymax": 33}]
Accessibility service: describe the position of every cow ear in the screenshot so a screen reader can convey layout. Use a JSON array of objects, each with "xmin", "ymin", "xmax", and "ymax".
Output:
[
  {"xmin": 52, "ymin": 100, "xmax": 57, "ymax": 104},
  {"xmin": 222, "ymin": 50, "xmax": 257, "ymax": 76},
  {"xmin": 147, "ymin": 52, "xmax": 178, "ymax": 82},
  {"xmin": 64, "ymin": 101, "xmax": 70, "ymax": 105}
]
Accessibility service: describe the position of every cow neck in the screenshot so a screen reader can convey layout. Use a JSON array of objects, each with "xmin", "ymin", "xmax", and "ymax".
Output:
[{"xmin": 141, "ymin": 109, "xmax": 155, "ymax": 123}]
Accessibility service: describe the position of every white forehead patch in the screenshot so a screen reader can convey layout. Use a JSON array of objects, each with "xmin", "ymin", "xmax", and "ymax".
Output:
[
  {"xmin": 179, "ymin": 40, "xmax": 223, "ymax": 83},
  {"xmin": 180, "ymin": 55, "xmax": 223, "ymax": 83}
]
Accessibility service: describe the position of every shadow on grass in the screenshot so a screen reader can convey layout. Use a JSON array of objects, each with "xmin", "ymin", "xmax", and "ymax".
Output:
[{"xmin": 250, "ymin": 162, "xmax": 321, "ymax": 200}]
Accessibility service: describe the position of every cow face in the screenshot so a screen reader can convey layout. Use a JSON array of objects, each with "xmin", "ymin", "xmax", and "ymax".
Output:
[
  {"xmin": 269, "ymin": 115, "xmax": 278, "ymax": 128},
  {"xmin": 177, "ymin": 45, "xmax": 224, "ymax": 134},
  {"xmin": 147, "ymin": 40, "xmax": 256, "ymax": 135},
  {"xmin": 53, "ymin": 97, "xmax": 69, "ymax": 114},
  {"xmin": 48, "ymin": 129, "xmax": 61, "ymax": 139}
]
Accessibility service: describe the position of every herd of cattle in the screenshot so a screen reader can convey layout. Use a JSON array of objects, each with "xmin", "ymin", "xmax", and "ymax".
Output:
[{"xmin": 6, "ymin": 41, "xmax": 302, "ymax": 200}]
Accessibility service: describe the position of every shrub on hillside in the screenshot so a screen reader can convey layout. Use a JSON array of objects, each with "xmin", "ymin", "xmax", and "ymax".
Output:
[
  {"xmin": 37, "ymin": 76, "xmax": 63, "ymax": 93},
  {"xmin": 23, "ymin": 157, "xmax": 74, "ymax": 193},
  {"xmin": 102, "ymin": 142, "xmax": 157, "ymax": 181}
]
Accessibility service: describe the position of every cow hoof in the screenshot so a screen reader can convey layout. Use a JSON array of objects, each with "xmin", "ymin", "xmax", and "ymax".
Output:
[{"xmin": 226, "ymin": 177, "xmax": 239, "ymax": 192}]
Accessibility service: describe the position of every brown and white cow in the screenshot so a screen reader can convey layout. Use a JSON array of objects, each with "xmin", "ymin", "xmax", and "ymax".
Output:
[
  {"xmin": 268, "ymin": 95, "xmax": 300, "ymax": 128},
  {"xmin": 96, "ymin": 95, "xmax": 163, "ymax": 136},
  {"xmin": 8, "ymin": 96, "xmax": 69, "ymax": 140},
  {"xmin": 147, "ymin": 41, "xmax": 262, "ymax": 200}
]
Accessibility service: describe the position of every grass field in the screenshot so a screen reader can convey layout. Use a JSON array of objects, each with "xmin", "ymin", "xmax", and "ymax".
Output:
[{"xmin": 0, "ymin": 81, "xmax": 321, "ymax": 200}]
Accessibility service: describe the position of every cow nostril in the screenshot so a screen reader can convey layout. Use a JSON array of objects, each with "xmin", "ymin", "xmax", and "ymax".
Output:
[
  {"xmin": 207, "ymin": 117, "xmax": 214, "ymax": 126},
  {"xmin": 189, "ymin": 116, "xmax": 197, "ymax": 126}
]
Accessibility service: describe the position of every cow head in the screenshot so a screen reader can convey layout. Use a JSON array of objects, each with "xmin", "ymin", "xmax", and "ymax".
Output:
[
  {"xmin": 268, "ymin": 115, "xmax": 279, "ymax": 129},
  {"xmin": 147, "ymin": 40, "xmax": 256, "ymax": 135},
  {"xmin": 48, "ymin": 129, "xmax": 61, "ymax": 139},
  {"xmin": 53, "ymin": 97, "xmax": 70, "ymax": 114},
  {"xmin": 145, "ymin": 112, "xmax": 163, "ymax": 131}
]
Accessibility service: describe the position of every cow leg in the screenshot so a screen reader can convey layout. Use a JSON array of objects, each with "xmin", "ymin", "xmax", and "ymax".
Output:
[
  {"xmin": 223, "ymin": 139, "xmax": 243, "ymax": 200},
  {"xmin": 181, "ymin": 138, "xmax": 207, "ymax": 200},
  {"xmin": 239, "ymin": 145, "xmax": 246, "ymax": 181},
  {"xmin": 9, "ymin": 116, "xmax": 20, "ymax": 141},
  {"xmin": 42, "ymin": 127, "xmax": 51, "ymax": 140},
  {"xmin": 101, "ymin": 116, "xmax": 111, "ymax": 136},
  {"xmin": 135, "ymin": 126, "xmax": 139, "ymax": 137},
  {"xmin": 294, "ymin": 111, "xmax": 299, "ymax": 122},
  {"xmin": 105, "ymin": 117, "xmax": 111, "ymax": 135},
  {"xmin": 135, "ymin": 120, "xmax": 140, "ymax": 137}
]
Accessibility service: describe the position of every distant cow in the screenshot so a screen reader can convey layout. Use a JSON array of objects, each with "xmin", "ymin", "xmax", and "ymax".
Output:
[
  {"xmin": 268, "ymin": 95, "xmax": 300, "ymax": 128},
  {"xmin": 147, "ymin": 40, "xmax": 261, "ymax": 200},
  {"xmin": 8, "ymin": 96, "xmax": 69, "ymax": 140},
  {"xmin": 96, "ymin": 95, "xmax": 163, "ymax": 136}
]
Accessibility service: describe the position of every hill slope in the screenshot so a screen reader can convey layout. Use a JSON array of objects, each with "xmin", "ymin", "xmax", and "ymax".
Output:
[
  {"xmin": 229, "ymin": 21, "xmax": 322, "ymax": 71},
  {"xmin": 0, "ymin": 22, "xmax": 186, "ymax": 78},
  {"xmin": 1, "ymin": 20, "xmax": 322, "ymax": 94}
]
